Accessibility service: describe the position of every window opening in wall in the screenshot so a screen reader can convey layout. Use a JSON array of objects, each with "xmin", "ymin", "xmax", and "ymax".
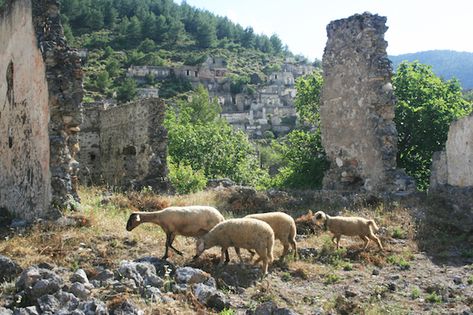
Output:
[
  {"xmin": 275, "ymin": 74, "xmax": 278, "ymax": 79},
  {"xmin": 6, "ymin": 61, "xmax": 14, "ymax": 105},
  {"xmin": 194, "ymin": 71, "xmax": 198, "ymax": 77},
  {"xmin": 186, "ymin": 70, "xmax": 190, "ymax": 76}
]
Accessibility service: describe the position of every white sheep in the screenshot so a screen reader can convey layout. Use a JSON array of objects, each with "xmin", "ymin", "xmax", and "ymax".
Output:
[
  {"xmin": 312, "ymin": 210, "xmax": 383, "ymax": 250},
  {"xmin": 126, "ymin": 206, "xmax": 226, "ymax": 260},
  {"xmin": 194, "ymin": 218, "xmax": 275, "ymax": 274},
  {"xmin": 244, "ymin": 212, "xmax": 297, "ymax": 260}
]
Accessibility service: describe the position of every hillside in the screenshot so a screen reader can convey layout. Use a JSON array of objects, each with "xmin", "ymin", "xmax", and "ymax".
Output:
[{"xmin": 390, "ymin": 50, "xmax": 473, "ymax": 89}]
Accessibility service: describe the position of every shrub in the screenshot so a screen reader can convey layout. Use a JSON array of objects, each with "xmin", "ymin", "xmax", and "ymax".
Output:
[{"xmin": 168, "ymin": 159, "xmax": 207, "ymax": 195}]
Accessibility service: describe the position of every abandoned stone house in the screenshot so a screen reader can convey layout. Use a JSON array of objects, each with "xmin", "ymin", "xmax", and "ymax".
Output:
[
  {"xmin": 0, "ymin": 0, "xmax": 82, "ymax": 221},
  {"xmin": 126, "ymin": 57, "xmax": 315, "ymax": 138},
  {"xmin": 78, "ymin": 98, "xmax": 168, "ymax": 191}
]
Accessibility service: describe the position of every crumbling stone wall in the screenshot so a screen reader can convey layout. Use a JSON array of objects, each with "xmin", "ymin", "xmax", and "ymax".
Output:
[
  {"xmin": 0, "ymin": 0, "xmax": 82, "ymax": 221},
  {"xmin": 78, "ymin": 98, "xmax": 168, "ymax": 191},
  {"xmin": 320, "ymin": 12, "xmax": 413, "ymax": 193},
  {"xmin": 0, "ymin": 0, "xmax": 51, "ymax": 220},
  {"xmin": 430, "ymin": 113, "xmax": 473, "ymax": 188}
]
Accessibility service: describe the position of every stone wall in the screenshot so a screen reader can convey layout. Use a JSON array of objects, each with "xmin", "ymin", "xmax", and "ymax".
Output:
[
  {"xmin": 0, "ymin": 0, "xmax": 82, "ymax": 221},
  {"xmin": 430, "ymin": 113, "xmax": 473, "ymax": 188},
  {"xmin": 320, "ymin": 13, "xmax": 413, "ymax": 193},
  {"xmin": 0, "ymin": 0, "xmax": 51, "ymax": 220},
  {"xmin": 78, "ymin": 98, "xmax": 168, "ymax": 191}
]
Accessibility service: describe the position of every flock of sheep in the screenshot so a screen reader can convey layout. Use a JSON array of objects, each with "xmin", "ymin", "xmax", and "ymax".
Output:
[{"xmin": 126, "ymin": 205, "xmax": 383, "ymax": 275}]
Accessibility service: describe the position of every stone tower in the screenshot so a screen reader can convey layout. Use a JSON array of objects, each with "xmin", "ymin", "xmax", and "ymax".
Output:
[{"xmin": 320, "ymin": 12, "xmax": 413, "ymax": 192}]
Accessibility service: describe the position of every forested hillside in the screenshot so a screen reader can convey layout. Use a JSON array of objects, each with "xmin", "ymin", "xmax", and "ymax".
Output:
[
  {"xmin": 60, "ymin": 0, "xmax": 314, "ymax": 102},
  {"xmin": 390, "ymin": 50, "xmax": 473, "ymax": 89}
]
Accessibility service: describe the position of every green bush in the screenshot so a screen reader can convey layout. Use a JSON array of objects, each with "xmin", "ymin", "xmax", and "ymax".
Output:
[{"xmin": 168, "ymin": 159, "xmax": 207, "ymax": 195}]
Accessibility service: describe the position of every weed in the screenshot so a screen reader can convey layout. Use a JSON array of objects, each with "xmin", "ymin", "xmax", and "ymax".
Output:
[
  {"xmin": 467, "ymin": 275, "xmax": 473, "ymax": 285},
  {"xmin": 391, "ymin": 226, "xmax": 407, "ymax": 239},
  {"xmin": 410, "ymin": 286, "xmax": 420, "ymax": 299},
  {"xmin": 426, "ymin": 292, "xmax": 442, "ymax": 303},
  {"xmin": 281, "ymin": 272, "xmax": 292, "ymax": 282},
  {"xmin": 324, "ymin": 273, "xmax": 340, "ymax": 285},
  {"xmin": 220, "ymin": 308, "xmax": 235, "ymax": 315},
  {"xmin": 162, "ymin": 265, "xmax": 175, "ymax": 293},
  {"xmin": 387, "ymin": 255, "xmax": 411, "ymax": 270},
  {"xmin": 341, "ymin": 261, "xmax": 353, "ymax": 271},
  {"xmin": 461, "ymin": 249, "xmax": 473, "ymax": 259}
]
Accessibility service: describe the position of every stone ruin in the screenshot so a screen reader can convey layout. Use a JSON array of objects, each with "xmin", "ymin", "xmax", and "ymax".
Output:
[
  {"xmin": 0, "ymin": 0, "xmax": 82, "ymax": 221},
  {"xmin": 320, "ymin": 12, "xmax": 414, "ymax": 193},
  {"xmin": 430, "ymin": 112, "xmax": 473, "ymax": 189},
  {"xmin": 78, "ymin": 98, "xmax": 168, "ymax": 191}
]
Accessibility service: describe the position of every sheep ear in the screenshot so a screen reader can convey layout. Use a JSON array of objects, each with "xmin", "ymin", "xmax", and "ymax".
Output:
[
  {"xmin": 308, "ymin": 210, "xmax": 313, "ymax": 216},
  {"xmin": 135, "ymin": 214, "xmax": 141, "ymax": 222}
]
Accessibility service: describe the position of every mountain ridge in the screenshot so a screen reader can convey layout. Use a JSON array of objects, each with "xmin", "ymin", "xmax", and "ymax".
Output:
[{"xmin": 389, "ymin": 49, "xmax": 473, "ymax": 89}]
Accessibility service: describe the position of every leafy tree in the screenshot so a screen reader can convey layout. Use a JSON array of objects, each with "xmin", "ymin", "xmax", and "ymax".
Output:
[
  {"xmin": 393, "ymin": 61, "xmax": 473, "ymax": 189},
  {"xmin": 270, "ymin": 34, "xmax": 283, "ymax": 54},
  {"xmin": 96, "ymin": 70, "xmax": 111, "ymax": 92},
  {"xmin": 116, "ymin": 78, "xmax": 137, "ymax": 103},
  {"xmin": 165, "ymin": 88, "xmax": 268, "ymax": 187},
  {"xmin": 294, "ymin": 70, "xmax": 323, "ymax": 125},
  {"xmin": 272, "ymin": 130, "xmax": 327, "ymax": 189}
]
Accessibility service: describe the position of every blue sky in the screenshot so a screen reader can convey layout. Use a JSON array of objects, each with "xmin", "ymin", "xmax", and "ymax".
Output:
[{"xmin": 178, "ymin": 0, "xmax": 473, "ymax": 61}]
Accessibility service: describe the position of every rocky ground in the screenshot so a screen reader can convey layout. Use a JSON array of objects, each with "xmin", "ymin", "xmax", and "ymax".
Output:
[{"xmin": 0, "ymin": 187, "xmax": 472, "ymax": 314}]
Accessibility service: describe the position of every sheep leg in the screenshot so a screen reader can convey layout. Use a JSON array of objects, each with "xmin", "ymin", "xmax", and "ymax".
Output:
[
  {"xmin": 280, "ymin": 244, "xmax": 289, "ymax": 261},
  {"xmin": 361, "ymin": 236, "xmax": 370, "ymax": 250},
  {"xmin": 369, "ymin": 234, "xmax": 384, "ymax": 251},
  {"xmin": 162, "ymin": 233, "xmax": 171, "ymax": 260},
  {"xmin": 262, "ymin": 257, "xmax": 268, "ymax": 275},
  {"xmin": 335, "ymin": 235, "xmax": 341, "ymax": 249},
  {"xmin": 224, "ymin": 249, "xmax": 230, "ymax": 264},
  {"xmin": 219, "ymin": 248, "xmax": 227, "ymax": 265},
  {"xmin": 291, "ymin": 240, "xmax": 298, "ymax": 260},
  {"xmin": 246, "ymin": 249, "xmax": 256, "ymax": 263},
  {"xmin": 234, "ymin": 247, "xmax": 244, "ymax": 264},
  {"xmin": 167, "ymin": 233, "xmax": 183, "ymax": 256}
]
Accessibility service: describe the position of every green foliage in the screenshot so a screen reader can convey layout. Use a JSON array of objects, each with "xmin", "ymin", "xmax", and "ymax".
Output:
[
  {"xmin": 158, "ymin": 75, "xmax": 193, "ymax": 99},
  {"xmin": 165, "ymin": 88, "xmax": 269, "ymax": 187},
  {"xmin": 426, "ymin": 292, "xmax": 442, "ymax": 304},
  {"xmin": 229, "ymin": 74, "xmax": 250, "ymax": 94},
  {"xmin": 386, "ymin": 254, "xmax": 411, "ymax": 270},
  {"xmin": 410, "ymin": 287, "xmax": 421, "ymax": 299},
  {"xmin": 294, "ymin": 70, "xmax": 323, "ymax": 125},
  {"xmin": 116, "ymin": 78, "xmax": 137, "ymax": 103},
  {"xmin": 168, "ymin": 159, "xmax": 207, "ymax": 195},
  {"xmin": 219, "ymin": 309, "xmax": 235, "ymax": 315},
  {"xmin": 324, "ymin": 273, "xmax": 341, "ymax": 285},
  {"xmin": 393, "ymin": 61, "xmax": 473, "ymax": 190},
  {"xmin": 272, "ymin": 129, "xmax": 328, "ymax": 189}
]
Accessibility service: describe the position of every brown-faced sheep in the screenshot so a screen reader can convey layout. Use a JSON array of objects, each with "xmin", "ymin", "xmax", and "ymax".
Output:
[
  {"xmin": 312, "ymin": 210, "xmax": 383, "ymax": 250},
  {"xmin": 245, "ymin": 212, "xmax": 297, "ymax": 260},
  {"xmin": 194, "ymin": 218, "xmax": 275, "ymax": 274},
  {"xmin": 126, "ymin": 206, "xmax": 226, "ymax": 260}
]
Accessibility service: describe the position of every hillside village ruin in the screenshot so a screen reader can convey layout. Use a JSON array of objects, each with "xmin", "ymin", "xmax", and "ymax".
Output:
[{"xmin": 1, "ymin": 0, "xmax": 472, "ymax": 222}]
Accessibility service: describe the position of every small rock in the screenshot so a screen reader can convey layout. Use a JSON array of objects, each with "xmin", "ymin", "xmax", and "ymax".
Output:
[
  {"xmin": 13, "ymin": 306, "xmax": 40, "ymax": 315},
  {"xmin": 70, "ymin": 269, "xmax": 89, "ymax": 284},
  {"xmin": 69, "ymin": 282, "xmax": 90, "ymax": 300},
  {"xmin": 134, "ymin": 256, "xmax": 175, "ymax": 278},
  {"xmin": 141, "ymin": 286, "xmax": 162, "ymax": 302},
  {"xmin": 55, "ymin": 291, "xmax": 80, "ymax": 312},
  {"xmin": 91, "ymin": 269, "xmax": 114, "ymax": 283},
  {"xmin": 390, "ymin": 275, "xmax": 400, "ymax": 281},
  {"xmin": 0, "ymin": 307, "xmax": 13, "ymax": 315},
  {"xmin": 78, "ymin": 299, "xmax": 108, "ymax": 315},
  {"xmin": 109, "ymin": 300, "xmax": 143, "ymax": 315},
  {"xmin": 0, "ymin": 255, "xmax": 22, "ymax": 282},
  {"xmin": 175, "ymin": 267, "xmax": 212, "ymax": 285},
  {"xmin": 453, "ymin": 276, "xmax": 462, "ymax": 285},
  {"xmin": 193, "ymin": 283, "xmax": 229, "ymax": 311},
  {"xmin": 387, "ymin": 282, "xmax": 396, "ymax": 291},
  {"xmin": 372, "ymin": 269, "xmax": 380, "ymax": 276},
  {"xmin": 253, "ymin": 301, "xmax": 277, "ymax": 315},
  {"xmin": 345, "ymin": 289, "xmax": 358, "ymax": 298},
  {"xmin": 37, "ymin": 295, "xmax": 60, "ymax": 314}
]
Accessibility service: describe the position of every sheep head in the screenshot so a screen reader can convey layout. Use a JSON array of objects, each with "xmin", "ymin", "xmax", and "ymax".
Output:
[
  {"xmin": 126, "ymin": 213, "xmax": 141, "ymax": 231},
  {"xmin": 193, "ymin": 238, "xmax": 206, "ymax": 259},
  {"xmin": 312, "ymin": 211, "xmax": 326, "ymax": 228}
]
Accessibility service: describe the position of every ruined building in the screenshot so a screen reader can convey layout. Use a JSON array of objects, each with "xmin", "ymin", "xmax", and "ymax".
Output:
[
  {"xmin": 0, "ymin": 0, "xmax": 82, "ymax": 221},
  {"xmin": 320, "ymin": 13, "xmax": 414, "ymax": 193},
  {"xmin": 78, "ymin": 98, "xmax": 168, "ymax": 191},
  {"xmin": 430, "ymin": 113, "xmax": 473, "ymax": 189},
  {"xmin": 127, "ymin": 57, "xmax": 315, "ymax": 138}
]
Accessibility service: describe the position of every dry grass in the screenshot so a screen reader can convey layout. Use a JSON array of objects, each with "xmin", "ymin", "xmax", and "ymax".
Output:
[{"xmin": 0, "ymin": 186, "xmax": 447, "ymax": 314}]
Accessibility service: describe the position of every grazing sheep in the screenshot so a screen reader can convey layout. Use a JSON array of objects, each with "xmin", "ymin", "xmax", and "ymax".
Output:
[
  {"xmin": 126, "ymin": 206, "xmax": 226, "ymax": 259},
  {"xmin": 245, "ymin": 212, "xmax": 297, "ymax": 260},
  {"xmin": 194, "ymin": 218, "xmax": 275, "ymax": 274},
  {"xmin": 312, "ymin": 211, "xmax": 383, "ymax": 250}
]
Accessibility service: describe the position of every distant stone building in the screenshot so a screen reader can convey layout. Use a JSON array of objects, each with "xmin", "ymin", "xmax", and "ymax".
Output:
[
  {"xmin": 0, "ymin": 0, "xmax": 82, "ymax": 221},
  {"xmin": 78, "ymin": 98, "xmax": 168, "ymax": 191},
  {"xmin": 319, "ymin": 12, "xmax": 414, "ymax": 193},
  {"xmin": 127, "ymin": 58, "xmax": 315, "ymax": 138}
]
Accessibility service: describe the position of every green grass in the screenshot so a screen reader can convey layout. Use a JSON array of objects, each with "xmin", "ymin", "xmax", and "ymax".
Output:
[
  {"xmin": 387, "ymin": 255, "xmax": 411, "ymax": 270},
  {"xmin": 426, "ymin": 292, "xmax": 442, "ymax": 304},
  {"xmin": 324, "ymin": 273, "xmax": 341, "ymax": 285},
  {"xmin": 410, "ymin": 286, "xmax": 420, "ymax": 299}
]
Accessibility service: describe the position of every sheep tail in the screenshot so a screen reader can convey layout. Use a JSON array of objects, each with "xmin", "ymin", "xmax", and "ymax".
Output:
[{"xmin": 368, "ymin": 220, "xmax": 379, "ymax": 231}]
